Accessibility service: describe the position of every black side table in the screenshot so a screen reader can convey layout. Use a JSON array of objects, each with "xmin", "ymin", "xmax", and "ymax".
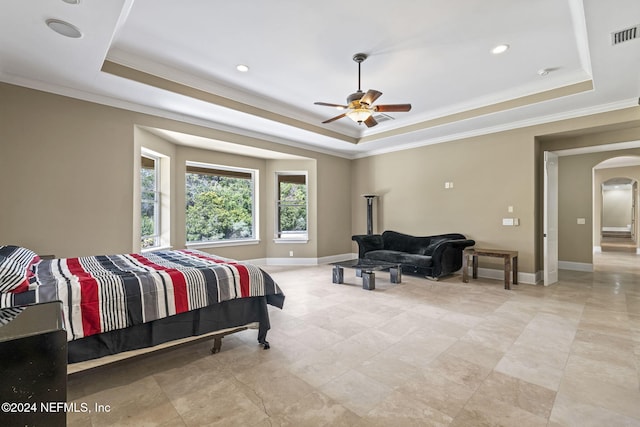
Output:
[{"xmin": 0, "ymin": 301, "xmax": 67, "ymax": 426}]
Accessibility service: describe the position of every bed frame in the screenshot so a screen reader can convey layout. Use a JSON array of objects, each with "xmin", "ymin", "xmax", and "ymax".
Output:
[
  {"xmin": 1, "ymin": 247, "xmax": 285, "ymax": 366},
  {"xmin": 67, "ymin": 294, "xmax": 283, "ymax": 364}
]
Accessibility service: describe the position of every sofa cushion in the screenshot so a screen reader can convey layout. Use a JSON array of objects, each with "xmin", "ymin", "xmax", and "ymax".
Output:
[
  {"xmin": 358, "ymin": 234, "xmax": 384, "ymax": 252},
  {"xmin": 366, "ymin": 250, "xmax": 433, "ymax": 268},
  {"xmin": 381, "ymin": 231, "xmax": 431, "ymax": 254}
]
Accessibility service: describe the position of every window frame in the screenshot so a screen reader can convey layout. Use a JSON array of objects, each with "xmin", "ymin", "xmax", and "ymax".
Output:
[
  {"xmin": 274, "ymin": 171, "xmax": 309, "ymax": 243},
  {"xmin": 140, "ymin": 151, "xmax": 161, "ymax": 250},
  {"xmin": 185, "ymin": 161, "xmax": 259, "ymax": 248}
]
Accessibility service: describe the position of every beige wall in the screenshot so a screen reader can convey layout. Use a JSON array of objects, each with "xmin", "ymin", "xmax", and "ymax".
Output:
[
  {"xmin": 544, "ymin": 143, "xmax": 640, "ymax": 265},
  {"xmin": 352, "ymin": 129, "xmax": 537, "ymax": 273},
  {"xmin": 353, "ymin": 109, "xmax": 640, "ymax": 277},
  {"xmin": 0, "ymin": 83, "xmax": 135, "ymax": 257},
  {"xmin": 0, "ymin": 83, "xmax": 351, "ymax": 260},
  {"xmin": 556, "ymin": 154, "xmax": 599, "ymax": 264},
  {"xmin": 558, "ymin": 154, "xmax": 640, "ymax": 263},
  {"xmin": 535, "ymin": 113, "xmax": 640, "ymax": 271},
  {"xmin": 316, "ymin": 155, "xmax": 353, "ymax": 259},
  {"xmin": 3, "ymin": 81, "xmax": 640, "ymax": 274}
]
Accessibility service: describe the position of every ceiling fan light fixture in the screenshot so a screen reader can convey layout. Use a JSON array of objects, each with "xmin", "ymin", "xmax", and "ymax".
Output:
[
  {"xmin": 315, "ymin": 53, "xmax": 411, "ymax": 127},
  {"xmin": 346, "ymin": 108, "xmax": 372, "ymax": 123}
]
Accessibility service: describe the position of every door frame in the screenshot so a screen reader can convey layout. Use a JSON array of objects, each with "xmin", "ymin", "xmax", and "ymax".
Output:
[{"xmin": 543, "ymin": 151, "xmax": 559, "ymax": 286}]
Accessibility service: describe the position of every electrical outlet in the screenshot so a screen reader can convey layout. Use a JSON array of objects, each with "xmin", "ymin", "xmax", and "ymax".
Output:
[
  {"xmin": 502, "ymin": 218, "xmax": 514, "ymax": 226},
  {"xmin": 289, "ymin": 250, "xmax": 294, "ymax": 257},
  {"xmin": 508, "ymin": 206, "xmax": 514, "ymax": 213}
]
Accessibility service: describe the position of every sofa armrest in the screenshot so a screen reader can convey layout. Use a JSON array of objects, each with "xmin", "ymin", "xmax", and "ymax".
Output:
[
  {"xmin": 430, "ymin": 239, "xmax": 475, "ymax": 277},
  {"xmin": 352, "ymin": 234, "xmax": 383, "ymax": 259},
  {"xmin": 446, "ymin": 239, "xmax": 476, "ymax": 250}
]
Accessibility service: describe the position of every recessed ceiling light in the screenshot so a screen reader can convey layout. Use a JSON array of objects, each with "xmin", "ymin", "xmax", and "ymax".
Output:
[
  {"xmin": 46, "ymin": 18, "xmax": 82, "ymax": 38},
  {"xmin": 236, "ymin": 64, "xmax": 249, "ymax": 72},
  {"xmin": 491, "ymin": 44, "xmax": 510, "ymax": 54},
  {"xmin": 537, "ymin": 68, "xmax": 551, "ymax": 76}
]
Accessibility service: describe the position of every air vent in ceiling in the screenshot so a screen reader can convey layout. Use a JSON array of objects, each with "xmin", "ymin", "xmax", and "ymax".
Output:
[
  {"xmin": 611, "ymin": 25, "xmax": 639, "ymax": 45},
  {"xmin": 372, "ymin": 113, "xmax": 394, "ymax": 123}
]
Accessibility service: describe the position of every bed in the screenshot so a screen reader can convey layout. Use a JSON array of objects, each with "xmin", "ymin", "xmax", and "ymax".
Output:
[{"xmin": 0, "ymin": 245, "xmax": 285, "ymax": 363}]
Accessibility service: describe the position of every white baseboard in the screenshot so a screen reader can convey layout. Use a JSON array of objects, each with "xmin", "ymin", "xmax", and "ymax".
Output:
[
  {"xmin": 472, "ymin": 267, "xmax": 537, "ymax": 285},
  {"xmin": 534, "ymin": 270, "xmax": 543, "ymax": 284},
  {"xmin": 594, "ymin": 246, "xmax": 640, "ymax": 255},
  {"xmin": 265, "ymin": 258, "xmax": 320, "ymax": 266},
  {"xmin": 319, "ymin": 253, "xmax": 358, "ymax": 264},
  {"xmin": 251, "ymin": 256, "xmax": 542, "ymax": 285},
  {"xmin": 258, "ymin": 253, "xmax": 356, "ymax": 266},
  {"xmin": 558, "ymin": 260, "xmax": 593, "ymax": 272}
]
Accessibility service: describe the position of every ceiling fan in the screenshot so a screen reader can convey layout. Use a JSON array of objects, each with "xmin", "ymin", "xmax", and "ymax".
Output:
[{"xmin": 314, "ymin": 53, "xmax": 412, "ymax": 128}]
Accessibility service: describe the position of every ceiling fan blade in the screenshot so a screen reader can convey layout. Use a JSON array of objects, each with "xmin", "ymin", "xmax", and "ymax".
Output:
[
  {"xmin": 374, "ymin": 104, "xmax": 412, "ymax": 112},
  {"xmin": 314, "ymin": 102, "xmax": 348, "ymax": 109},
  {"xmin": 322, "ymin": 113, "xmax": 347, "ymax": 124},
  {"xmin": 364, "ymin": 115, "xmax": 378, "ymax": 128},
  {"xmin": 359, "ymin": 89, "xmax": 382, "ymax": 106}
]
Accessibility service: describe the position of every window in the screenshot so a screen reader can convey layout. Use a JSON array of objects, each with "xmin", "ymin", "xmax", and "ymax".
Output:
[
  {"xmin": 141, "ymin": 154, "xmax": 160, "ymax": 249},
  {"xmin": 276, "ymin": 173, "xmax": 307, "ymax": 240},
  {"xmin": 185, "ymin": 162, "xmax": 257, "ymax": 244}
]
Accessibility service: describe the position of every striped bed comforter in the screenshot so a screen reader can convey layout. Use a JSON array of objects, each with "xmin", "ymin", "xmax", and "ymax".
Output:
[{"xmin": 1, "ymin": 249, "xmax": 284, "ymax": 341}]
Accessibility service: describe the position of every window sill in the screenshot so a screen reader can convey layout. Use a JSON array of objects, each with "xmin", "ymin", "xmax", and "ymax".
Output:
[
  {"xmin": 273, "ymin": 238, "xmax": 309, "ymax": 244},
  {"xmin": 186, "ymin": 239, "xmax": 260, "ymax": 249},
  {"xmin": 141, "ymin": 245, "xmax": 173, "ymax": 253}
]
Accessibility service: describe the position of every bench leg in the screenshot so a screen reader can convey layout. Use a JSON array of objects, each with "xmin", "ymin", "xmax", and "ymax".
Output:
[
  {"xmin": 504, "ymin": 256, "xmax": 511, "ymax": 290},
  {"xmin": 472, "ymin": 255, "xmax": 478, "ymax": 279},
  {"xmin": 462, "ymin": 253, "xmax": 468, "ymax": 283}
]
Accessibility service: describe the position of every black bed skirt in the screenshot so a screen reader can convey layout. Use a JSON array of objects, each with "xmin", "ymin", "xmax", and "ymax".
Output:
[{"xmin": 68, "ymin": 296, "xmax": 275, "ymax": 363}]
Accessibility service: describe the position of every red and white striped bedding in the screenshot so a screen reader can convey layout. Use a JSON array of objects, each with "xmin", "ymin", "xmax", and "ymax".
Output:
[{"xmin": 0, "ymin": 249, "xmax": 284, "ymax": 341}]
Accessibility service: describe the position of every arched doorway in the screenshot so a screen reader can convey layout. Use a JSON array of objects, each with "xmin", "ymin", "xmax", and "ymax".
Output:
[
  {"xmin": 593, "ymin": 156, "xmax": 640, "ymax": 272},
  {"xmin": 600, "ymin": 177, "xmax": 636, "ymax": 251}
]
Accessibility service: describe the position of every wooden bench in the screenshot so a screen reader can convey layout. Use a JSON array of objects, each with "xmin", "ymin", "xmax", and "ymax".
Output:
[{"xmin": 462, "ymin": 248, "xmax": 518, "ymax": 290}]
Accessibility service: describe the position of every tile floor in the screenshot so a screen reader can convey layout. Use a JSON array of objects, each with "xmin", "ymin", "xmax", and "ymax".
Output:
[{"xmin": 67, "ymin": 251, "xmax": 640, "ymax": 426}]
